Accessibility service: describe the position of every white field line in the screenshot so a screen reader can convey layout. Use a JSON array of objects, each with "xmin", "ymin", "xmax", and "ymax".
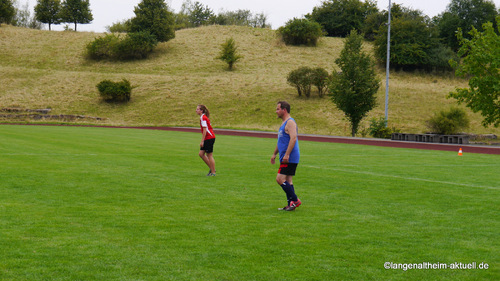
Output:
[{"xmin": 303, "ymin": 164, "xmax": 500, "ymax": 190}]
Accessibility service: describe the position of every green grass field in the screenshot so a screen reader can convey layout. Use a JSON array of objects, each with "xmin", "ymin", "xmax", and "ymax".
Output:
[{"xmin": 0, "ymin": 125, "xmax": 498, "ymax": 280}]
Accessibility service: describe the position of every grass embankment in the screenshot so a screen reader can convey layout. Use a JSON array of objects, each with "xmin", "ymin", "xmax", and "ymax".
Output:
[{"xmin": 0, "ymin": 25, "xmax": 498, "ymax": 136}]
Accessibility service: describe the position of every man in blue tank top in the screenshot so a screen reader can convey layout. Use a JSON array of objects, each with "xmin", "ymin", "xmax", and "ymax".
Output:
[{"xmin": 271, "ymin": 101, "xmax": 302, "ymax": 211}]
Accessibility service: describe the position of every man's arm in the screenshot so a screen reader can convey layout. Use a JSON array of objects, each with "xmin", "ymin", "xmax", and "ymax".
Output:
[{"xmin": 271, "ymin": 145, "xmax": 279, "ymax": 164}]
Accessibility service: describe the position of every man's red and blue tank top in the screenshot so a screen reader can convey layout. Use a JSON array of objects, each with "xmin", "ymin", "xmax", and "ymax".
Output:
[{"xmin": 277, "ymin": 118, "xmax": 300, "ymax": 163}]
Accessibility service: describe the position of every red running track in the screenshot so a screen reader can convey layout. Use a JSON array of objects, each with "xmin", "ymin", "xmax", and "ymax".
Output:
[{"xmin": 4, "ymin": 124, "xmax": 500, "ymax": 155}]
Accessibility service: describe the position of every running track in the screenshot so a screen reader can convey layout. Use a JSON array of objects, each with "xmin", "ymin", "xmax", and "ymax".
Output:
[{"xmin": 3, "ymin": 124, "xmax": 500, "ymax": 155}]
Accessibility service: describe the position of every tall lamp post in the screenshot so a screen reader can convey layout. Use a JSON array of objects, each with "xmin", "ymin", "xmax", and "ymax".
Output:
[{"xmin": 385, "ymin": 0, "xmax": 391, "ymax": 125}]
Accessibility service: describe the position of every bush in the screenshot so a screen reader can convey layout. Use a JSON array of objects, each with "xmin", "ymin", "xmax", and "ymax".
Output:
[
  {"xmin": 97, "ymin": 79, "xmax": 132, "ymax": 102},
  {"xmin": 310, "ymin": 67, "xmax": 329, "ymax": 97},
  {"xmin": 86, "ymin": 34, "xmax": 120, "ymax": 60},
  {"xmin": 425, "ymin": 44, "xmax": 457, "ymax": 72},
  {"xmin": 287, "ymin": 67, "xmax": 313, "ymax": 97},
  {"xmin": 114, "ymin": 31, "xmax": 158, "ymax": 60},
  {"xmin": 368, "ymin": 117, "xmax": 399, "ymax": 139},
  {"xmin": 106, "ymin": 19, "xmax": 131, "ymax": 33},
  {"xmin": 426, "ymin": 107, "xmax": 470, "ymax": 134},
  {"xmin": 287, "ymin": 66, "xmax": 330, "ymax": 98},
  {"xmin": 278, "ymin": 18, "xmax": 324, "ymax": 46},
  {"xmin": 216, "ymin": 37, "xmax": 243, "ymax": 70},
  {"xmin": 86, "ymin": 32, "xmax": 157, "ymax": 61}
]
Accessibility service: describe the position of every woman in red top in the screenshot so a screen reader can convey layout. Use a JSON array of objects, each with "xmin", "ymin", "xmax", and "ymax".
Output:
[{"xmin": 196, "ymin": 104, "xmax": 216, "ymax": 176}]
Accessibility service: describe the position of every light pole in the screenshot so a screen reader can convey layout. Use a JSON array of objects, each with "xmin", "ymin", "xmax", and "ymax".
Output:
[{"xmin": 385, "ymin": 0, "xmax": 391, "ymax": 125}]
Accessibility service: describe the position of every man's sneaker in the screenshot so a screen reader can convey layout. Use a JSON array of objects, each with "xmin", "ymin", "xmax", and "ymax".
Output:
[
  {"xmin": 287, "ymin": 199, "xmax": 301, "ymax": 211},
  {"xmin": 278, "ymin": 205, "xmax": 290, "ymax": 211},
  {"xmin": 206, "ymin": 172, "xmax": 216, "ymax": 176}
]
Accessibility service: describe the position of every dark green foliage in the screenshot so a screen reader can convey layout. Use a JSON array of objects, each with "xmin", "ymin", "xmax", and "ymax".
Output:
[
  {"xmin": 287, "ymin": 66, "xmax": 330, "ymax": 98},
  {"xmin": 175, "ymin": 1, "xmax": 270, "ymax": 30},
  {"xmin": 210, "ymin": 9, "xmax": 250, "ymax": 26},
  {"xmin": 114, "ymin": 31, "xmax": 158, "ymax": 60},
  {"xmin": 86, "ymin": 32, "xmax": 157, "ymax": 61},
  {"xmin": 306, "ymin": 0, "xmax": 378, "ymax": 38},
  {"xmin": 130, "ymin": 0, "xmax": 175, "ymax": 42},
  {"xmin": 287, "ymin": 67, "xmax": 313, "ymax": 97},
  {"xmin": 330, "ymin": 30, "xmax": 380, "ymax": 137},
  {"xmin": 60, "ymin": 0, "xmax": 93, "ymax": 31},
  {"xmin": 449, "ymin": 18, "xmax": 500, "ymax": 127},
  {"xmin": 106, "ymin": 19, "xmax": 131, "ymax": 33},
  {"xmin": 310, "ymin": 67, "xmax": 330, "ymax": 97},
  {"xmin": 85, "ymin": 34, "xmax": 120, "ymax": 60},
  {"xmin": 374, "ymin": 4, "xmax": 455, "ymax": 71},
  {"xmin": 0, "ymin": 0, "xmax": 15, "ymax": 25},
  {"xmin": 435, "ymin": 0, "xmax": 498, "ymax": 51},
  {"xmin": 211, "ymin": 10, "xmax": 270, "ymax": 28},
  {"xmin": 368, "ymin": 117, "xmax": 399, "ymax": 139},
  {"xmin": 216, "ymin": 37, "xmax": 242, "ymax": 70},
  {"xmin": 34, "ymin": 0, "xmax": 62, "ymax": 31},
  {"xmin": 363, "ymin": 10, "xmax": 386, "ymax": 41},
  {"xmin": 426, "ymin": 44, "xmax": 458, "ymax": 71},
  {"xmin": 426, "ymin": 107, "xmax": 470, "ymax": 134},
  {"xmin": 188, "ymin": 1, "xmax": 214, "ymax": 27},
  {"xmin": 97, "ymin": 79, "xmax": 132, "ymax": 102},
  {"xmin": 278, "ymin": 18, "xmax": 324, "ymax": 46}
]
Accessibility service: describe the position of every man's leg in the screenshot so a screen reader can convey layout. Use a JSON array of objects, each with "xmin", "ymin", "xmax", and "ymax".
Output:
[{"xmin": 276, "ymin": 174, "xmax": 297, "ymax": 205}]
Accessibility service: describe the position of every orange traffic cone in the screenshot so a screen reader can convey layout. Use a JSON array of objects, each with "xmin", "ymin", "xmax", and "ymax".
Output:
[{"xmin": 458, "ymin": 148, "xmax": 463, "ymax": 156}]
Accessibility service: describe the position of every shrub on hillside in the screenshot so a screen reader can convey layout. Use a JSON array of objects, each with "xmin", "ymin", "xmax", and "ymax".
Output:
[
  {"xmin": 278, "ymin": 18, "xmax": 324, "ymax": 46},
  {"xmin": 86, "ymin": 32, "xmax": 157, "ymax": 61},
  {"xmin": 114, "ymin": 31, "xmax": 158, "ymax": 60},
  {"xmin": 97, "ymin": 79, "xmax": 132, "ymax": 102},
  {"xmin": 368, "ymin": 117, "xmax": 400, "ymax": 139},
  {"xmin": 287, "ymin": 67, "xmax": 313, "ymax": 97},
  {"xmin": 426, "ymin": 107, "xmax": 470, "ymax": 134},
  {"xmin": 216, "ymin": 37, "xmax": 243, "ymax": 70},
  {"xmin": 86, "ymin": 34, "xmax": 120, "ymax": 60},
  {"xmin": 106, "ymin": 19, "xmax": 131, "ymax": 33},
  {"xmin": 310, "ymin": 67, "xmax": 330, "ymax": 97},
  {"xmin": 287, "ymin": 66, "xmax": 329, "ymax": 98}
]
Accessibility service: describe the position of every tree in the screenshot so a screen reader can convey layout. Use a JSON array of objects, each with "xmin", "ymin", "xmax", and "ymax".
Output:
[
  {"xmin": 35, "ymin": 0, "xmax": 61, "ymax": 31},
  {"xmin": 189, "ymin": 1, "xmax": 213, "ymax": 27},
  {"xmin": 287, "ymin": 67, "xmax": 313, "ymax": 97},
  {"xmin": 130, "ymin": 0, "xmax": 175, "ymax": 42},
  {"xmin": 278, "ymin": 18, "xmax": 324, "ymax": 46},
  {"xmin": 374, "ymin": 4, "xmax": 455, "ymax": 71},
  {"xmin": 363, "ymin": 9, "xmax": 386, "ymax": 41},
  {"xmin": 12, "ymin": 1, "xmax": 42, "ymax": 29},
  {"xmin": 216, "ymin": 37, "xmax": 242, "ymax": 70},
  {"xmin": 306, "ymin": 0, "xmax": 378, "ymax": 37},
  {"xmin": 436, "ymin": 0, "xmax": 498, "ymax": 51},
  {"xmin": 60, "ymin": 0, "xmax": 92, "ymax": 31},
  {"xmin": 330, "ymin": 30, "xmax": 380, "ymax": 137},
  {"xmin": 0, "ymin": 0, "xmax": 16, "ymax": 26},
  {"xmin": 310, "ymin": 67, "xmax": 330, "ymax": 97},
  {"xmin": 250, "ymin": 12, "xmax": 270, "ymax": 28},
  {"xmin": 449, "ymin": 17, "xmax": 500, "ymax": 127}
]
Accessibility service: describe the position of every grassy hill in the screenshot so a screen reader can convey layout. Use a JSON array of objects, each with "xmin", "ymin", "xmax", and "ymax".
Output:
[{"xmin": 1, "ymin": 24, "xmax": 498, "ymax": 137}]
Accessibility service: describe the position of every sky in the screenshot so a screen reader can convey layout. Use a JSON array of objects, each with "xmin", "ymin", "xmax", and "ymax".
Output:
[{"xmin": 21, "ymin": 0, "xmax": 500, "ymax": 32}]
